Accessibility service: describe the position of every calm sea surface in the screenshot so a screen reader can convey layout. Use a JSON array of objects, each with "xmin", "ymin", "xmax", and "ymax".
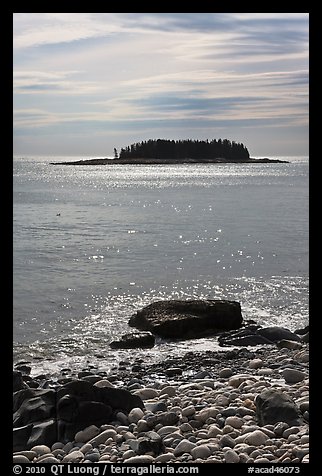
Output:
[{"xmin": 13, "ymin": 156, "xmax": 309, "ymax": 375}]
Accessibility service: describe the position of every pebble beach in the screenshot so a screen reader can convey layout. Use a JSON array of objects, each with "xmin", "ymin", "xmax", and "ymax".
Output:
[{"xmin": 13, "ymin": 343, "xmax": 309, "ymax": 464}]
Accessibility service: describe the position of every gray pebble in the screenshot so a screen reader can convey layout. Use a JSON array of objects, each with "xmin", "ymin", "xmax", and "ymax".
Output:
[
  {"xmin": 282, "ymin": 368, "xmax": 306, "ymax": 384},
  {"xmin": 283, "ymin": 426, "xmax": 300, "ymax": 439},
  {"xmin": 128, "ymin": 407, "xmax": 145, "ymax": 424},
  {"xmin": 62, "ymin": 450, "xmax": 84, "ymax": 463},
  {"xmin": 123, "ymin": 455, "xmax": 155, "ymax": 463},
  {"xmin": 37, "ymin": 456, "xmax": 60, "ymax": 463},
  {"xmin": 173, "ymin": 439, "xmax": 196, "ymax": 456},
  {"xmin": 13, "ymin": 455, "xmax": 31, "ymax": 463},
  {"xmin": 244, "ymin": 430, "xmax": 269, "ymax": 446},
  {"xmin": 75, "ymin": 425, "xmax": 100, "ymax": 443},
  {"xmin": 51, "ymin": 442, "xmax": 64, "ymax": 451},
  {"xmin": 219, "ymin": 368, "xmax": 233, "ymax": 378},
  {"xmin": 182, "ymin": 405, "xmax": 195, "ymax": 417},
  {"xmin": 30, "ymin": 445, "xmax": 51, "ymax": 456},
  {"xmin": 219, "ymin": 434, "xmax": 236, "ymax": 448},
  {"xmin": 225, "ymin": 416, "xmax": 244, "ymax": 429},
  {"xmin": 84, "ymin": 452, "xmax": 100, "ymax": 462},
  {"xmin": 274, "ymin": 422, "xmax": 289, "ymax": 436},
  {"xmin": 191, "ymin": 444, "xmax": 212, "ymax": 460},
  {"xmin": 13, "ymin": 451, "xmax": 37, "ymax": 461},
  {"xmin": 224, "ymin": 449, "xmax": 240, "ymax": 463}
]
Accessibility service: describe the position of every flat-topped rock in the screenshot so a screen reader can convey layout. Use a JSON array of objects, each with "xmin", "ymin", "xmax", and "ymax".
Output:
[{"xmin": 129, "ymin": 299, "xmax": 243, "ymax": 339}]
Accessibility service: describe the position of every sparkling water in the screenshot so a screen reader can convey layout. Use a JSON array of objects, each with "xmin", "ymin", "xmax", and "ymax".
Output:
[{"xmin": 13, "ymin": 156, "xmax": 309, "ymax": 375}]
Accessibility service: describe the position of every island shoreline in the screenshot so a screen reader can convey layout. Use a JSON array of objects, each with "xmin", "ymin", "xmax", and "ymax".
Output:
[{"xmin": 51, "ymin": 157, "xmax": 289, "ymax": 166}]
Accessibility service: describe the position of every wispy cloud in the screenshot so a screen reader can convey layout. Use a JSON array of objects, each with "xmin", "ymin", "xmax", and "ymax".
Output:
[
  {"xmin": 13, "ymin": 13, "xmax": 122, "ymax": 49},
  {"xmin": 13, "ymin": 13, "xmax": 309, "ymax": 156},
  {"xmin": 13, "ymin": 70, "xmax": 102, "ymax": 95}
]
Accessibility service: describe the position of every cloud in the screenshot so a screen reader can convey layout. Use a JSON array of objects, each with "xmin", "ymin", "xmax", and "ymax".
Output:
[
  {"xmin": 13, "ymin": 70, "xmax": 102, "ymax": 96},
  {"xmin": 13, "ymin": 13, "xmax": 309, "ymax": 156},
  {"xmin": 13, "ymin": 13, "xmax": 308, "ymax": 50},
  {"xmin": 13, "ymin": 13, "xmax": 122, "ymax": 49}
]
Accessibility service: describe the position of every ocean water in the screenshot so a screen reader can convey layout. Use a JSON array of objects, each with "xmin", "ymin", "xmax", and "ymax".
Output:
[{"xmin": 13, "ymin": 156, "xmax": 309, "ymax": 375}]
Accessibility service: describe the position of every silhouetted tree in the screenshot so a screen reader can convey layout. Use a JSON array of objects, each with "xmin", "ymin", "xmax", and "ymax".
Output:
[{"xmin": 118, "ymin": 139, "xmax": 250, "ymax": 161}]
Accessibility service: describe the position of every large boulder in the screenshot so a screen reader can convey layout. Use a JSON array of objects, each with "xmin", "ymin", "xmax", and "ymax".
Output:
[
  {"xmin": 129, "ymin": 299, "xmax": 243, "ymax": 339},
  {"xmin": 13, "ymin": 389, "xmax": 56, "ymax": 427},
  {"xmin": 255, "ymin": 389, "xmax": 302, "ymax": 426},
  {"xmin": 13, "ymin": 378, "xmax": 144, "ymax": 451},
  {"xmin": 57, "ymin": 380, "xmax": 144, "ymax": 415},
  {"xmin": 56, "ymin": 380, "xmax": 144, "ymax": 442}
]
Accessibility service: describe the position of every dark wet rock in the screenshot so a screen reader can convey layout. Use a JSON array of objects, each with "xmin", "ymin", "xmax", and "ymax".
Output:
[
  {"xmin": 255, "ymin": 389, "xmax": 302, "ymax": 426},
  {"xmin": 300, "ymin": 332, "xmax": 309, "ymax": 343},
  {"xmin": 257, "ymin": 327, "xmax": 301, "ymax": 343},
  {"xmin": 157, "ymin": 411, "xmax": 180, "ymax": 426},
  {"xmin": 13, "ymin": 378, "xmax": 144, "ymax": 449},
  {"xmin": 78, "ymin": 371, "xmax": 94, "ymax": 379},
  {"xmin": 274, "ymin": 421, "xmax": 289, "ymax": 437},
  {"xmin": 110, "ymin": 331, "xmax": 155, "ymax": 349},
  {"xmin": 58, "ymin": 400, "xmax": 113, "ymax": 442},
  {"xmin": 220, "ymin": 334, "xmax": 272, "ymax": 346},
  {"xmin": 223, "ymin": 348, "xmax": 256, "ymax": 359},
  {"xmin": 13, "ymin": 388, "xmax": 56, "ymax": 427},
  {"xmin": 13, "ymin": 419, "xmax": 57, "ymax": 452},
  {"xmin": 13, "ymin": 425, "xmax": 33, "ymax": 452},
  {"xmin": 129, "ymin": 299, "xmax": 243, "ymax": 339},
  {"xmin": 81, "ymin": 375, "xmax": 103, "ymax": 384},
  {"xmin": 57, "ymin": 379, "xmax": 144, "ymax": 412},
  {"xmin": 218, "ymin": 325, "xmax": 302, "ymax": 347},
  {"xmin": 145, "ymin": 402, "xmax": 167, "ymax": 413},
  {"xmin": 131, "ymin": 364, "xmax": 143, "ymax": 373},
  {"xmin": 136, "ymin": 431, "xmax": 164, "ymax": 455},
  {"xmin": 56, "ymin": 395, "xmax": 78, "ymax": 422},
  {"xmin": 15, "ymin": 365, "xmax": 32, "ymax": 375},
  {"xmin": 26, "ymin": 420, "xmax": 57, "ymax": 450},
  {"xmin": 13, "ymin": 371, "xmax": 29, "ymax": 392},
  {"xmin": 218, "ymin": 325, "xmax": 269, "ymax": 346},
  {"xmin": 294, "ymin": 325, "xmax": 309, "ymax": 335},
  {"xmin": 165, "ymin": 367, "xmax": 183, "ymax": 376}
]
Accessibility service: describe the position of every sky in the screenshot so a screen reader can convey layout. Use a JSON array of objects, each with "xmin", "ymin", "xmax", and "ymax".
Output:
[{"xmin": 13, "ymin": 13, "xmax": 309, "ymax": 158}]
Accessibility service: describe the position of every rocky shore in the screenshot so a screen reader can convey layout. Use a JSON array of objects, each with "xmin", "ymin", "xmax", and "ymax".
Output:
[{"xmin": 13, "ymin": 344, "xmax": 309, "ymax": 464}]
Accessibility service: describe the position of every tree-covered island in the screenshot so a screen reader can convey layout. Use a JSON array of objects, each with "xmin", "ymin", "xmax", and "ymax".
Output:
[
  {"xmin": 118, "ymin": 138, "xmax": 250, "ymax": 161},
  {"xmin": 51, "ymin": 138, "xmax": 289, "ymax": 165}
]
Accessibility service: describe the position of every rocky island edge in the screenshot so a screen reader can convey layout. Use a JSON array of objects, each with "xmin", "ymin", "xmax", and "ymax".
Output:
[{"xmin": 51, "ymin": 157, "xmax": 289, "ymax": 166}]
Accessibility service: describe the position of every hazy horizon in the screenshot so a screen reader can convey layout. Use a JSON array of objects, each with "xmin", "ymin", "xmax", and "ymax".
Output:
[{"xmin": 13, "ymin": 13, "xmax": 309, "ymax": 157}]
